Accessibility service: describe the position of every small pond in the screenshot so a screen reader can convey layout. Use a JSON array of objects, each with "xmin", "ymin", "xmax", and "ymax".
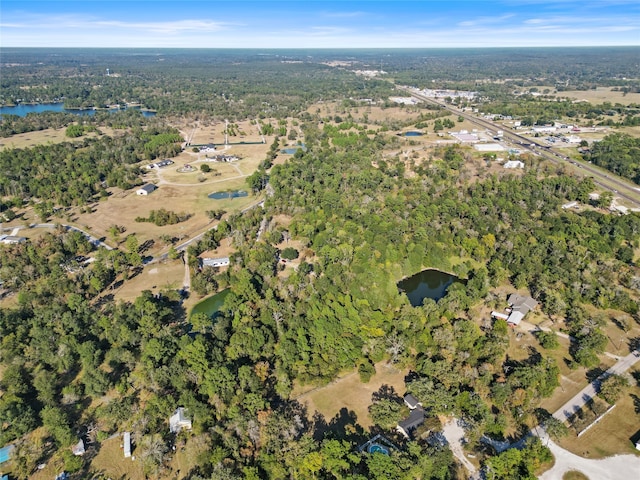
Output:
[
  {"xmin": 398, "ymin": 269, "xmax": 461, "ymax": 307},
  {"xmin": 404, "ymin": 131, "xmax": 423, "ymax": 137},
  {"xmin": 281, "ymin": 144, "xmax": 306, "ymax": 154},
  {"xmin": 190, "ymin": 289, "xmax": 230, "ymax": 319},
  {"xmin": 208, "ymin": 190, "xmax": 248, "ymax": 200}
]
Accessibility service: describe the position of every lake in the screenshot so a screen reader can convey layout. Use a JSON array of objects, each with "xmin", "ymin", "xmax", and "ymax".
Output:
[
  {"xmin": 190, "ymin": 289, "xmax": 230, "ymax": 319},
  {"xmin": 404, "ymin": 131, "xmax": 423, "ymax": 136},
  {"xmin": 0, "ymin": 103, "xmax": 156, "ymax": 117},
  {"xmin": 398, "ymin": 269, "xmax": 460, "ymax": 307}
]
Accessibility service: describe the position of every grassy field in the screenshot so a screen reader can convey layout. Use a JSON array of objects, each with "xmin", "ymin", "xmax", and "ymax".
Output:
[
  {"xmin": 89, "ymin": 435, "xmax": 146, "ymax": 480},
  {"xmin": 110, "ymin": 258, "xmax": 186, "ymax": 304},
  {"xmin": 0, "ymin": 126, "xmax": 118, "ymax": 151},
  {"xmin": 293, "ymin": 362, "xmax": 407, "ymax": 429},
  {"xmin": 554, "ymin": 88, "xmax": 640, "ymax": 106},
  {"xmin": 555, "ymin": 372, "xmax": 640, "ymax": 459}
]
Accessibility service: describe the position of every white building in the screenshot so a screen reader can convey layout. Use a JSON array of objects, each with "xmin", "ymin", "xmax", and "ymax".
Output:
[
  {"xmin": 474, "ymin": 143, "xmax": 505, "ymax": 152},
  {"xmin": 169, "ymin": 407, "xmax": 192, "ymax": 434},
  {"xmin": 503, "ymin": 160, "xmax": 524, "ymax": 169},
  {"xmin": 202, "ymin": 257, "xmax": 230, "ymax": 268},
  {"xmin": 136, "ymin": 184, "xmax": 157, "ymax": 196},
  {"xmin": 123, "ymin": 432, "xmax": 132, "ymax": 458},
  {"xmin": 0, "ymin": 235, "xmax": 27, "ymax": 245}
]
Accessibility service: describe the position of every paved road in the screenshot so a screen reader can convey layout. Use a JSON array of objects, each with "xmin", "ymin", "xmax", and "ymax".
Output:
[
  {"xmin": 152, "ymin": 198, "xmax": 264, "ymax": 263},
  {"xmin": 28, "ymin": 223, "xmax": 113, "ymax": 250},
  {"xmin": 400, "ymin": 86, "xmax": 640, "ymax": 208},
  {"xmin": 552, "ymin": 350, "xmax": 640, "ymax": 423}
]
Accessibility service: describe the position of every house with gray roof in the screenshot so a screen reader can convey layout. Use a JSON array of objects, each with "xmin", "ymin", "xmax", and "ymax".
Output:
[{"xmin": 506, "ymin": 294, "xmax": 538, "ymax": 326}]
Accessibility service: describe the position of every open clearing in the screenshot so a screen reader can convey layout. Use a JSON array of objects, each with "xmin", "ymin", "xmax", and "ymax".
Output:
[
  {"xmin": 294, "ymin": 362, "xmax": 407, "ymax": 429},
  {"xmin": 89, "ymin": 435, "xmax": 146, "ymax": 480},
  {"xmin": 0, "ymin": 126, "xmax": 118, "ymax": 151},
  {"xmin": 555, "ymin": 365, "xmax": 640, "ymax": 459},
  {"xmin": 554, "ymin": 87, "xmax": 640, "ymax": 106}
]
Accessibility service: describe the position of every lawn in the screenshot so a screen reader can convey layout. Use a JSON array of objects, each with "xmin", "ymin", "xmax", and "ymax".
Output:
[
  {"xmin": 553, "ymin": 87, "xmax": 640, "ymax": 106},
  {"xmin": 89, "ymin": 435, "xmax": 146, "ymax": 480},
  {"xmin": 293, "ymin": 362, "xmax": 407, "ymax": 429},
  {"xmin": 555, "ymin": 374, "xmax": 640, "ymax": 459},
  {"xmin": 109, "ymin": 258, "xmax": 186, "ymax": 304},
  {"xmin": 0, "ymin": 126, "xmax": 117, "ymax": 151}
]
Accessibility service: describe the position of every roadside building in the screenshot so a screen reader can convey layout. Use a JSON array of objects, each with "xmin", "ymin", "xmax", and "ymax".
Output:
[
  {"xmin": 474, "ymin": 143, "xmax": 505, "ymax": 152},
  {"xmin": 201, "ymin": 257, "xmax": 230, "ymax": 268},
  {"xmin": 0, "ymin": 235, "xmax": 27, "ymax": 244}
]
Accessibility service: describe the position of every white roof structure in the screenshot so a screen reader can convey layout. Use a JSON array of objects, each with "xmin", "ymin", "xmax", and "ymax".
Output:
[
  {"xmin": 503, "ymin": 160, "xmax": 524, "ymax": 169},
  {"xmin": 202, "ymin": 257, "xmax": 230, "ymax": 268},
  {"xmin": 123, "ymin": 432, "xmax": 132, "ymax": 458},
  {"xmin": 506, "ymin": 294, "xmax": 538, "ymax": 326},
  {"xmin": 71, "ymin": 439, "xmax": 85, "ymax": 456},
  {"xmin": 136, "ymin": 184, "xmax": 157, "ymax": 195},
  {"xmin": 474, "ymin": 143, "xmax": 505, "ymax": 152},
  {"xmin": 169, "ymin": 407, "xmax": 192, "ymax": 434},
  {"xmin": 0, "ymin": 235, "xmax": 27, "ymax": 244}
]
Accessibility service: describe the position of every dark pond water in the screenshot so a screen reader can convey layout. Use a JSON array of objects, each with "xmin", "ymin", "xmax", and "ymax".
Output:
[
  {"xmin": 208, "ymin": 190, "xmax": 248, "ymax": 200},
  {"xmin": 398, "ymin": 269, "xmax": 460, "ymax": 307},
  {"xmin": 190, "ymin": 289, "xmax": 230, "ymax": 319},
  {"xmin": 404, "ymin": 131, "xmax": 423, "ymax": 136},
  {"xmin": 0, "ymin": 103, "xmax": 156, "ymax": 117}
]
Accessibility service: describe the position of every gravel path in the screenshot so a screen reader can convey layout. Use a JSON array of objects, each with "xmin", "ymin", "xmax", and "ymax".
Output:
[
  {"xmin": 537, "ymin": 428, "xmax": 640, "ymax": 480},
  {"xmin": 441, "ymin": 419, "xmax": 479, "ymax": 479}
]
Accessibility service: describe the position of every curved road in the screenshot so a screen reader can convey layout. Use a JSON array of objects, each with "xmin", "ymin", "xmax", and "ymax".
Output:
[{"xmin": 23, "ymin": 223, "xmax": 113, "ymax": 250}]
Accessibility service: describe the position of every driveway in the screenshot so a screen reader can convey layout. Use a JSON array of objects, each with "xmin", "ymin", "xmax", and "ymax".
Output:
[
  {"xmin": 553, "ymin": 350, "xmax": 640, "ymax": 423},
  {"xmin": 441, "ymin": 419, "xmax": 480, "ymax": 479},
  {"xmin": 537, "ymin": 428, "xmax": 640, "ymax": 480}
]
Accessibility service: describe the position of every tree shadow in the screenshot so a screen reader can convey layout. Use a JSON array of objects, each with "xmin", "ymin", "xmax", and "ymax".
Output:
[
  {"xmin": 586, "ymin": 367, "xmax": 606, "ymax": 383},
  {"xmin": 371, "ymin": 384, "xmax": 402, "ymax": 403},
  {"xmin": 326, "ymin": 407, "xmax": 366, "ymax": 444},
  {"xmin": 311, "ymin": 411, "xmax": 328, "ymax": 441},
  {"xmin": 631, "ymin": 394, "xmax": 640, "ymax": 415}
]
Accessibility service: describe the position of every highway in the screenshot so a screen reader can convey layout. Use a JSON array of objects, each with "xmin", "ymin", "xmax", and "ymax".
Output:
[{"xmin": 399, "ymin": 86, "xmax": 640, "ymax": 208}]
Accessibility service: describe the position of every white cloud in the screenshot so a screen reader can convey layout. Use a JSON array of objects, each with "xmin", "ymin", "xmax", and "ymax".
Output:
[
  {"xmin": 458, "ymin": 14, "xmax": 516, "ymax": 27},
  {"xmin": 95, "ymin": 19, "xmax": 237, "ymax": 34}
]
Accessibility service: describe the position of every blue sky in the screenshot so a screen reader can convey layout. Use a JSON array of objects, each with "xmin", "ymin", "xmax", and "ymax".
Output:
[{"xmin": 1, "ymin": 1, "xmax": 639, "ymax": 48}]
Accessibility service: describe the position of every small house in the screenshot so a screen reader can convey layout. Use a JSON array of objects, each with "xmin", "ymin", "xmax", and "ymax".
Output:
[
  {"xmin": 404, "ymin": 394, "xmax": 422, "ymax": 410},
  {"xmin": 123, "ymin": 432, "xmax": 132, "ymax": 458},
  {"xmin": 0, "ymin": 235, "xmax": 27, "ymax": 245},
  {"xmin": 506, "ymin": 294, "xmax": 538, "ymax": 326},
  {"xmin": 201, "ymin": 257, "xmax": 230, "ymax": 268},
  {"xmin": 397, "ymin": 406, "xmax": 425, "ymax": 439},
  {"xmin": 71, "ymin": 439, "xmax": 85, "ymax": 456},
  {"xmin": 169, "ymin": 407, "xmax": 192, "ymax": 434},
  {"xmin": 503, "ymin": 160, "xmax": 524, "ymax": 169},
  {"xmin": 136, "ymin": 184, "xmax": 157, "ymax": 196}
]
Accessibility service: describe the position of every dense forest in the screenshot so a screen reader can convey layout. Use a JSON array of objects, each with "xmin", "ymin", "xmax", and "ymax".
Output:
[
  {"xmin": 1, "ymin": 48, "xmax": 640, "ymax": 479},
  {"xmin": 0, "ymin": 113, "xmax": 182, "ymax": 212},
  {"xmin": 587, "ymin": 133, "xmax": 640, "ymax": 185}
]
